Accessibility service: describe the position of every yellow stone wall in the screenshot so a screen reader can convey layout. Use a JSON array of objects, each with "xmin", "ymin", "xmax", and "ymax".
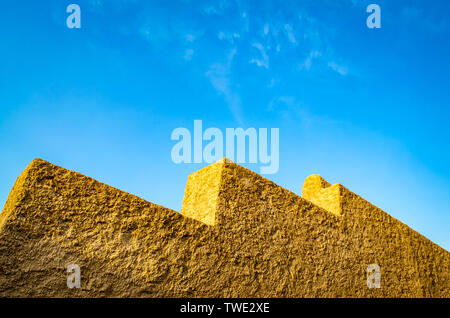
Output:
[
  {"xmin": 180, "ymin": 158, "xmax": 226, "ymax": 225},
  {"xmin": 0, "ymin": 158, "xmax": 448, "ymax": 297}
]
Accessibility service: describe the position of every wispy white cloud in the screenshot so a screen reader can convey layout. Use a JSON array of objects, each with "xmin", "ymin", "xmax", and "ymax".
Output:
[
  {"xmin": 250, "ymin": 42, "xmax": 269, "ymax": 69},
  {"xmin": 206, "ymin": 49, "xmax": 244, "ymax": 124},
  {"xmin": 268, "ymin": 96, "xmax": 311, "ymax": 123},
  {"xmin": 185, "ymin": 33, "xmax": 196, "ymax": 42},
  {"xmin": 202, "ymin": 0, "xmax": 229, "ymax": 16},
  {"xmin": 284, "ymin": 24, "xmax": 297, "ymax": 45},
  {"xmin": 328, "ymin": 61, "xmax": 348, "ymax": 76},
  {"xmin": 263, "ymin": 23, "xmax": 270, "ymax": 36},
  {"xmin": 268, "ymin": 78, "xmax": 277, "ymax": 88},
  {"xmin": 268, "ymin": 96, "xmax": 339, "ymax": 128},
  {"xmin": 183, "ymin": 49, "xmax": 194, "ymax": 61},
  {"xmin": 218, "ymin": 31, "xmax": 241, "ymax": 44},
  {"xmin": 299, "ymin": 50, "xmax": 321, "ymax": 70}
]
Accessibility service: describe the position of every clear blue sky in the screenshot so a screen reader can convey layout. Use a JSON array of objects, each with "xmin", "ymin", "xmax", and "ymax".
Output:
[{"xmin": 0, "ymin": 0, "xmax": 449, "ymax": 250}]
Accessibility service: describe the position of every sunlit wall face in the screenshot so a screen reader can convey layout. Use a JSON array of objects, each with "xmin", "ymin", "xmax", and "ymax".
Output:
[{"xmin": 0, "ymin": 0, "xmax": 449, "ymax": 251}]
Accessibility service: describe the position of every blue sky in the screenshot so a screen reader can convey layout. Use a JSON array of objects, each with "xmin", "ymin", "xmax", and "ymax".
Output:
[{"xmin": 0, "ymin": 0, "xmax": 449, "ymax": 250}]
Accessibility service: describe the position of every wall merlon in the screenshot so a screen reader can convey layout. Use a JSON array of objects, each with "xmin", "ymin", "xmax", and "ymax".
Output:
[
  {"xmin": 302, "ymin": 174, "xmax": 343, "ymax": 216},
  {"xmin": 180, "ymin": 158, "xmax": 228, "ymax": 226}
]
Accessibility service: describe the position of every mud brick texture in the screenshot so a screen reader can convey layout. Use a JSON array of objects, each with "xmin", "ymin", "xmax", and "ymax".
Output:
[{"xmin": 0, "ymin": 158, "xmax": 448, "ymax": 297}]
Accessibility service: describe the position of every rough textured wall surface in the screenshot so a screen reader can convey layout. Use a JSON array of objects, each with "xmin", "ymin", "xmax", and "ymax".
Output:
[{"xmin": 0, "ymin": 158, "xmax": 448, "ymax": 297}]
